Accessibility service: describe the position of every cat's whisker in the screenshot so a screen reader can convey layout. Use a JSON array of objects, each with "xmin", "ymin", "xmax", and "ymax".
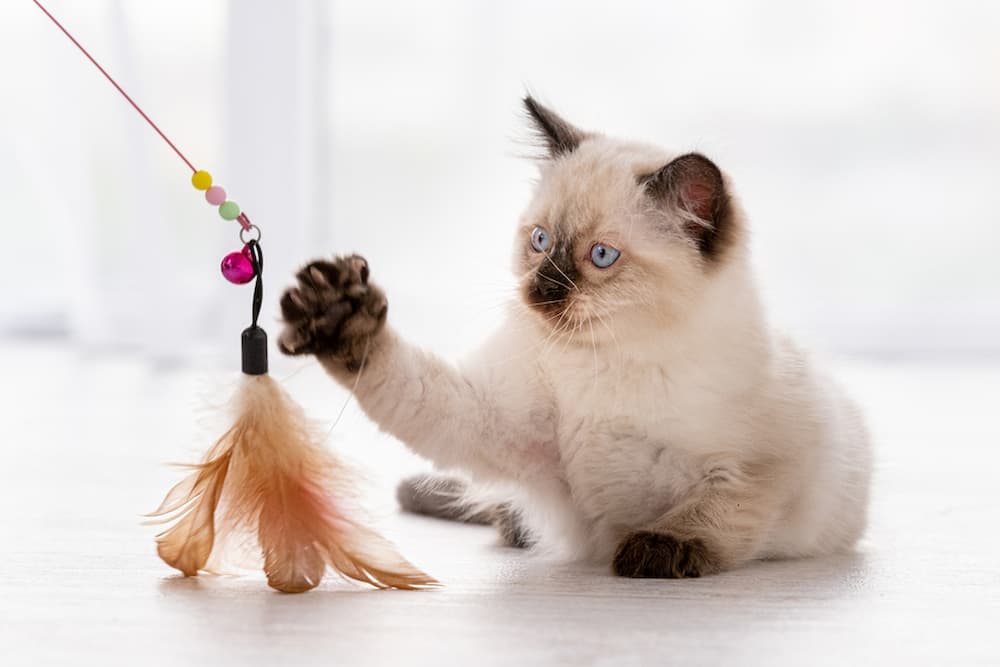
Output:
[
  {"xmin": 539, "ymin": 307, "xmax": 582, "ymax": 362},
  {"xmin": 277, "ymin": 359, "xmax": 320, "ymax": 383},
  {"xmin": 594, "ymin": 308, "xmax": 622, "ymax": 362},
  {"xmin": 588, "ymin": 318, "xmax": 600, "ymax": 386},
  {"xmin": 538, "ymin": 309, "xmax": 572, "ymax": 359},
  {"xmin": 482, "ymin": 310, "xmax": 569, "ymax": 368},
  {"xmin": 542, "ymin": 251, "xmax": 579, "ymax": 290},
  {"xmin": 537, "ymin": 272, "xmax": 572, "ymax": 291},
  {"xmin": 556, "ymin": 316, "xmax": 583, "ymax": 357},
  {"xmin": 326, "ymin": 337, "xmax": 370, "ymax": 436},
  {"xmin": 494, "ymin": 312, "xmax": 560, "ymax": 344}
]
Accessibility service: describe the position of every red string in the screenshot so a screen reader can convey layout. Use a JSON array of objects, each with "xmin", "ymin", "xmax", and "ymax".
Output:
[{"xmin": 33, "ymin": 0, "xmax": 197, "ymax": 173}]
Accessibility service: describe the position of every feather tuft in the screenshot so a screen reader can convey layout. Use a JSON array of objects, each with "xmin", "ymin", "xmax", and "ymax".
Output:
[
  {"xmin": 149, "ymin": 374, "xmax": 436, "ymax": 592},
  {"xmin": 147, "ymin": 441, "xmax": 233, "ymax": 576}
]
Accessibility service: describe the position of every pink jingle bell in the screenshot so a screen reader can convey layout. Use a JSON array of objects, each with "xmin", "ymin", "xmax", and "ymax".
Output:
[{"xmin": 221, "ymin": 245, "xmax": 256, "ymax": 284}]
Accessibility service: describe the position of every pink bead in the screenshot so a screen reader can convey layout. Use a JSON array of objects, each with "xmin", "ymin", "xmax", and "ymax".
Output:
[
  {"xmin": 220, "ymin": 245, "xmax": 255, "ymax": 284},
  {"xmin": 205, "ymin": 185, "xmax": 227, "ymax": 206}
]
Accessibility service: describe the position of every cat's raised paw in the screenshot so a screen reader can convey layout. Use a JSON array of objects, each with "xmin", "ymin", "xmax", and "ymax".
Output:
[
  {"xmin": 278, "ymin": 255, "xmax": 387, "ymax": 370},
  {"xmin": 612, "ymin": 531, "xmax": 712, "ymax": 579}
]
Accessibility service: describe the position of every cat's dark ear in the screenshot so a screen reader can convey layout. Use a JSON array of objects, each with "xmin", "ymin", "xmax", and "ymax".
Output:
[
  {"xmin": 523, "ymin": 96, "xmax": 584, "ymax": 158},
  {"xmin": 643, "ymin": 153, "xmax": 734, "ymax": 260}
]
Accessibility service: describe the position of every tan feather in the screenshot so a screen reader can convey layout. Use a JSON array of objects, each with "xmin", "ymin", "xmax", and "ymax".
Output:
[
  {"xmin": 147, "ymin": 441, "xmax": 233, "ymax": 577},
  {"xmin": 150, "ymin": 373, "xmax": 437, "ymax": 593},
  {"xmin": 222, "ymin": 374, "xmax": 437, "ymax": 593}
]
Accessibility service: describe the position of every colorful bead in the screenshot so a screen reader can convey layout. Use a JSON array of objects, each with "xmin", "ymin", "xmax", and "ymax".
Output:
[
  {"xmin": 218, "ymin": 200, "xmax": 240, "ymax": 220},
  {"xmin": 191, "ymin": 170, "xmax": 212, "ymax": 190},
  {"xmin": 205, "ymin": 185, "xmax": 227, "ymax": 206},
  {"xmin": 221, "ymin": 245, "xmax": 255, "ymax": 284}
]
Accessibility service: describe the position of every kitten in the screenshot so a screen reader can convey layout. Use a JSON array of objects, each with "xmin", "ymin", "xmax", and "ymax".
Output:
[{"xmin": 278, "ymin": 97, "xmax": 872, "ymax": 578}]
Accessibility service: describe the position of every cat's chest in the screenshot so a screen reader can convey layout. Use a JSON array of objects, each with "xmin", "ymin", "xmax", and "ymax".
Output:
[
  {"xmin": 548, "ymin": 354, "xmax": 674, "ymax": 441},
  {"xmin": 544, "ymin": 348, "xmax": 730, "ymax": 450},
  {"xmin": 544, "ymin": 356, "xmax": 702, "ymax": 528}
]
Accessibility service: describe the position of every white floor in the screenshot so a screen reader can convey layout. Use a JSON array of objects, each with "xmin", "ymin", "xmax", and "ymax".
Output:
[{"xmin": 1, "ymin": 341, "xmax": 998, "ymax": 666}]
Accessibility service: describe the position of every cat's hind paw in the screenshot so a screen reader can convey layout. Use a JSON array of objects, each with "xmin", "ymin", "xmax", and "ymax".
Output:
[{"xmin": 278, "ymin": 255, "xmax": 387, "ymax": 370}]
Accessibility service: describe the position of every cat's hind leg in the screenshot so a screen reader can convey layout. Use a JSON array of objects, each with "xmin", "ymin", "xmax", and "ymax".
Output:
[
  {"xmin": 396, "ymin": 473, "xmax": 535, "ymax": 548},
  {"xmin": 395, "ymin": 473, "xmax": 493, "ymax": 524}
]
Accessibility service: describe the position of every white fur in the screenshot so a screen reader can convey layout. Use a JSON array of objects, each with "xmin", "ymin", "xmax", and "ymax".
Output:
[{"xmin": 321, "ymin": 132, "xmax": 872, "ymax": 571}]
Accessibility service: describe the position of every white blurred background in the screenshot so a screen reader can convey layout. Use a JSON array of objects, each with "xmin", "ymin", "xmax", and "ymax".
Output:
[{"xmin": 2, "ymin": 0, "xmax": 999, "ymax": 368}]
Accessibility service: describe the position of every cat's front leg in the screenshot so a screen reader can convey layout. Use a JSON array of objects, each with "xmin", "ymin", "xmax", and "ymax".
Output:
[
  {"xmin": 612, "ymin": 470, "xmax": 780, "ymax": 578},
  {"xmin": 278, "ymin": 255, "xmax": 555, "ymax": 482}
]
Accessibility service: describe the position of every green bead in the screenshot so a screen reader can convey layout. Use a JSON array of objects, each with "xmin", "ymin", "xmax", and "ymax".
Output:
[{"xmin": 218, "ymin": 200, "xmax": 240, "ymax": 220}]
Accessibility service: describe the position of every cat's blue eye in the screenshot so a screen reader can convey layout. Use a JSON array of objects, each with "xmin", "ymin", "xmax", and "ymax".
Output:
[
  {"xmin": 590, "ymin": 244, "xmax": 620, "ymax": 268},
  {"xmin": 531, "ymin": 226, "xmax": 551, "ymax": 252}
]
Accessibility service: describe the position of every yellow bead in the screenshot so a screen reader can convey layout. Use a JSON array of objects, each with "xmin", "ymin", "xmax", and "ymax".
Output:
[{"xmin": 191, "ymin": 170, "xmax": 212, "ymax": 191}]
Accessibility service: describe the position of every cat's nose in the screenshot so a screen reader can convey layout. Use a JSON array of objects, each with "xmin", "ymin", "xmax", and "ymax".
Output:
[{"xmin": 534, "ymin": 271, "xmax": 568, "ymax": 301}]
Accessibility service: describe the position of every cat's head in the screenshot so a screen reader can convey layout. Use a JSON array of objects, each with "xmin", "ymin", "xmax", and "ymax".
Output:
[{"xmin": 515, "ymin": 96, "xmax": 744, "ymax": 336}]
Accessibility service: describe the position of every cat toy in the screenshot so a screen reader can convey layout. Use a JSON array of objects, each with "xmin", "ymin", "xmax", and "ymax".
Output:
[{"xmin": 34, "ymin": 0, "xmax": 436, "ymax": 593}]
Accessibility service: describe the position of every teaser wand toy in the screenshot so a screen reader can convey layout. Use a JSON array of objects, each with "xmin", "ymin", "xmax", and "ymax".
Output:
[{"xmin": 33, "ymin": 0, "xmax": 436, "ymax": 593}]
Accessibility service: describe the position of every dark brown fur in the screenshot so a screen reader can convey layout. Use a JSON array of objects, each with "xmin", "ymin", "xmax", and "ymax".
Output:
[
  {"xmin": 612, "ymin": 531, "xmax": 714, "ymax": 578},
  {"xmin": 493, "ymin": 503, "xmax": 535, "ymax": 549},
  {"xmin": 641, "ymin": 152, "xmax": 736, "ymax": 262},
  {"xmin": 395, "ymin": 474, "xmax": 493, "ymax": 524},
  {"xmin": 278, "ymin": 254, "xmax": 386, "ymax": 372},
  {"xmin": 522, "ymin": 238, "xmax": 581, "ymax": 317},
  {"xmin": 524, "ymin": 96, "xmax": 585, "ymax": 158},
  {"xmin": 395, "ymin": 474, "xmax": 534, "ymax": 548}
]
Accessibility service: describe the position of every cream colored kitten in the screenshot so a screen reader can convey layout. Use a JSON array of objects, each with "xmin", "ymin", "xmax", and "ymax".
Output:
[{"xmin": 278, "ymin": 97, "xmax": 872, "ymax": 578}]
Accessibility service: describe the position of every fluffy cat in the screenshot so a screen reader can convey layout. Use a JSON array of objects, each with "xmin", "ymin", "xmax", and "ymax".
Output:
[{"xmin": 278, "ymin": 97, "xmax": 872, "ymax": 578}]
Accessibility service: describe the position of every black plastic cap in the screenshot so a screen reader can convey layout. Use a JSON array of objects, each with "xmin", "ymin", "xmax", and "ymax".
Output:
[{"xmin": 241, "ymin": 325, "xmax": 269, "ymax": 375}]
